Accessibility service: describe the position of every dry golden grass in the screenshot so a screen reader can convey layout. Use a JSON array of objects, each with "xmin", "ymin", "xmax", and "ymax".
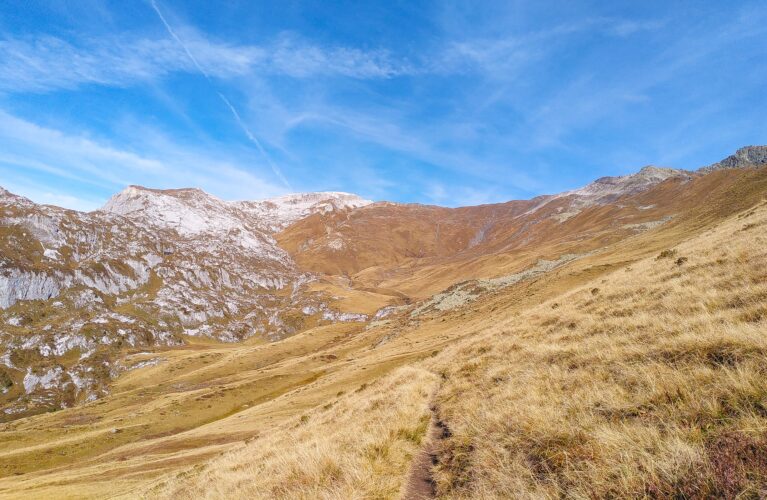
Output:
[
  {"xmin": 2, "ymin": 173, "xmax": 766, "ymax": 499},
  {"xmin": 426, "ymin": 201, "xmax": 767, "ymax": 498},
  {"xmin": 146, "ymin": 366, "xmax": 437, "ymax": 499},
  {"xmin": 148, "ymin": 201, "xmax": 767, "ymax": 499}
]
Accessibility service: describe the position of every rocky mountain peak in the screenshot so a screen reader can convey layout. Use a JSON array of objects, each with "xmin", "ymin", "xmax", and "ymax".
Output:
[
  {"xmin": 567, "ymin": 165, "xmax": 689, "ymax": 202},
  {"xmin": 100, "ymin": 185, "xmax": 373, "ymax": 236},
  {"xmin": 0, "ymin": 187, "xmax": 34, "ymax": 208},
  {"xmin": 701, "ymin": 145, "xmax": 767, "ymax": 172},
  {"xmin": 100, "ymin": 185, "xmax": 242, "ymax": 237}
]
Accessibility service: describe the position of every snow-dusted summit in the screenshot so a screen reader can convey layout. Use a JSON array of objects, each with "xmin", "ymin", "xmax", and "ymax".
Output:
[
  {"xmin": 522, "ymin": 165, "xmax": 690, "ymax": 221},
  {"xmin": 101, "ymin": 186, "xmax": 247, "ymax": 236},
  {"xmin": 101, "ymin": 186, "xmax": 372, "ymax": 235},
  {"xmin": 236, "ymin": 192, "xmax": 372, "ymax": 232}
]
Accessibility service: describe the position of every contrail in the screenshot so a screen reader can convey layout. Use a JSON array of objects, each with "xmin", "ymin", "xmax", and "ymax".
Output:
[
  {"xmin": 148, "ymin": 0, "xmax": 291, "ymax": 189},
  {"xmin": 149, "ymin": 0, "xmax": 209, "ymax": 78},
  {"xmin": 217, "ymin": 92, "xmax": 291, "ymax": 188}
]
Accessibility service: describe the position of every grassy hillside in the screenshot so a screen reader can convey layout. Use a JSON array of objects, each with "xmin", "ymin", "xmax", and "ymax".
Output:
[
  {"xmin": 155, "ymin": 193, "xmax": 767, "ymax": 498},
  {"xmin": 0, "ymin": 170, "xmax": 765, "ymax": 498},
  {"xmin": 149, "ymin": 366, "xmax": 437, "ymax": 499},
  {"xmin": 427, "ymin": 198, "xmax": 767, "ymax": 498}
]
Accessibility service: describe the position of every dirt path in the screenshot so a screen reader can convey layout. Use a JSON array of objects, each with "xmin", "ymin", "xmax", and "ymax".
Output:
[{"xmin": 401, "ymin": 407, "xmax": 449, "ymax": 499}]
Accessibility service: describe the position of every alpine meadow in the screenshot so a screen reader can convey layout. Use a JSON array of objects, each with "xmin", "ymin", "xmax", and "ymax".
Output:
[{"xmin": 1, "ymin": 1, "xmax": 767, "ymax": 499}]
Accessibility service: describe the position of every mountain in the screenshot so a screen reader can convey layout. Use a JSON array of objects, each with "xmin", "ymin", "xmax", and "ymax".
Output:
[
  {"xmin": 276, "ymin": 164, "xmax": 695, "ymax": 298},
  {"xmin": 1, "ymin": 145, "xmax": 766, "ymax": 498},
  {"xmin": 103, "ymin": 186, "xmax": 371, "ymax": 234},
  {"xmin": 701, "ymin": 145, "xmax": 767, "ymax": 172},
  {"xmin": 0, "ymin": 187, "xmax": 371, "ymax": 415},
  {"xmin": 558, "ymin": 165, "xmax": 690, "ymax": 202},
  {"xmin": 235, "ymin": 191, "xmax": 372, "ymax": 232},
  {"xmin": 0, "ymin": 146, "xmax": 765, "ymax": 423}
]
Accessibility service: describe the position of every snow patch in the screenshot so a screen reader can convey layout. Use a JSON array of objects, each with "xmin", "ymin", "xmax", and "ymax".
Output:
[{"xmin": 23, "ymin": 366, "xmax": 64, "ymax": 393}]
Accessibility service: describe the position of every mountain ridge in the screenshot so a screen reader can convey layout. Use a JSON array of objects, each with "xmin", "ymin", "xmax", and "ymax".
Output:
[
  {"xmin": 2, "ymin": 149, "xmax": 767, "ymax": 497},
  {"xmin": 0, "ymin": 145, "xmax": 765, "ymax": 419},
  {"xmin": 93, "ymin": 144, "xmax": 767, "ymax": 215}
]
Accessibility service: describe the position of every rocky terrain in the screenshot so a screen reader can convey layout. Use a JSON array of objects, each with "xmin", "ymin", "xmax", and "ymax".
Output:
[
  {"xmin": 0, "ymin": 187, "xmax": 370, "ymax": 417},
  {"xmin": 0, "ymin": 146, "xmax": 765, "ymax": 498},
  {"xmin": 0, "ymin": 146, "xmax": 765, "ymax": 421},
  {"xmin": 701, "ymin": 145, "xmax": 767, "ymax": 172}
]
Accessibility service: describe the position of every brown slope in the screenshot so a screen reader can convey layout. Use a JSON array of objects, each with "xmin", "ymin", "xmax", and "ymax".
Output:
[
  {"xmin": 275, "ymin": 199, "xmax": 539, "ymax": 276},
  {"xmin": 277, "ymin": 166, "xmax": 766, "ymax": 301},
  {"xmin": 2, "ymin": 164, "xmax": 766, "ymax": 498}
]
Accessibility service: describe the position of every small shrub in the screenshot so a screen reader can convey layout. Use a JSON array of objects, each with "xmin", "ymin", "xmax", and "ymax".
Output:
[
  {"xmin": 0, "ymin": 369, "xmax": 12, "ymax": 389},
  {"xmin": 657, "ymin": 249, "xmax": 677, "ymax": 260},
  {"xmin": 707, "ymin": 432, "xmax": 767, "ymax": 497}
]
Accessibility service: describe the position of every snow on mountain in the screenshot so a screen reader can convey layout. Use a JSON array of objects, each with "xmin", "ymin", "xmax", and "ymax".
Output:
[
  {"xmin": 1, "ymin": 186, "xmax": 374, "ymax": 415},
  {"xmin": 0, "ymin": 187, "xmax": 34, "ymax": 208},
  {"xmin": 236, "ymin": 192, "xmax": 373, "ymax": 232},
  {"xmin": 101, "ymin": 186, "xmax": 248, "ymax": 236},
  {"xmin": 522, "ymin": 166, "xmax": 691, "ymax": 221},
  {"xmin": 102, "ymin": 186, "xmax": 372, "ymax": 235}
]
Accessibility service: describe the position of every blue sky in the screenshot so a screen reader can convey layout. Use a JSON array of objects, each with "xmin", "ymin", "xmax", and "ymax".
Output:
[{"xmin": 0, "ymin": 1, "xmax": 765, "ymax": 210}]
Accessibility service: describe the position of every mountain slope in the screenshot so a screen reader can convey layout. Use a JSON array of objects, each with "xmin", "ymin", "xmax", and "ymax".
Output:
[
  {"xmin": 150, "ymin": 157, "xmax": 767, "ymax": 498},
  {"xmin": 427, "ymin": 190, "xmax": 767, "ymax": 498},
  {"xmin": 701, "ymin": 145, "xmax": 767, "ymax": 172},
  {"xmin": 147, "ymin": 160, "xmax": 767, "ymax": 499},
  {"xmin": 236, "ymin": 191, "xmax": 372, "ymax": 232},
  {"xmin": 0, "ymin": 187, "xmax": 371, "ymax": 418},
  {"xmin": 276, "ymin": 163, "xmax": 736, "ymax": 300},
  {"xmin": 0, "ymin": 145, "xmax": 765, "ymax": 494}
]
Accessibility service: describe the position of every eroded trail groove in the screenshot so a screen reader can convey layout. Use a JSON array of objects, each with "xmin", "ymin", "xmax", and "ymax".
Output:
[{"xmin": 401, "ymin": 405, "xmax": 449, "ymax": 499}]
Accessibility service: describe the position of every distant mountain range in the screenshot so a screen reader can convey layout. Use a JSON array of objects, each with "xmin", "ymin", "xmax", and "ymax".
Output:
[{"xmin": 0, "ymin": 145, "xmax": 765, "ymax": 419}]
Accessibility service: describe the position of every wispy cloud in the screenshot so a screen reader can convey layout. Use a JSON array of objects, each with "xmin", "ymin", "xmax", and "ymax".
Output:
[
  {"xmin": 148, "ymin": 0, "xmax": 211, "ymax": 78},
  {"xmin": 0, "ymin": 35, "xmax": 252, "ymax": 93},
  {"xmin": 1, "ymin": 14, "xmax": 659, "ymax": 94},
  {"xmin": 0, "ymin": 29, "xmax": 412, "ymax": 95},
  {"xmin": 433, "ymin": 16, "xmax": 664, "ymax": 78},
  {"xmin": 283, "ymin": 106, "xmax": 542, "ymax": 193},
  {"xmin": 424, "ymin": 181, "xmax": 507, "ymax": 207},
  {"xmin": 148, "ymin": 0, "xmax": 291, "ymax": 188},
  {"xmin": 270, "ymin": 33, "xmax": 412, "ymax": 78},
  {"xmin": 0, "ymin": 109, "xmax": 286, "ymax": 210}
]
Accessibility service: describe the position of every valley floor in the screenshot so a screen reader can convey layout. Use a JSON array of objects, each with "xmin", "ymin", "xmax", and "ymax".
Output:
[{"xmin": 1, "ymin": 197, "xmax": 767, "ymax": 498}]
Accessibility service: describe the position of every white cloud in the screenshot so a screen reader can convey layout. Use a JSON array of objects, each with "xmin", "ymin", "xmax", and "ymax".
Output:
[
  {"xmin": 0, "ymin": 30, "xmax": 412, "ymax": 94},
  {"xmin": 270, "ymin": 34, "xmax": 411, "ymax": 78},
  {"xmin": 0, "ymin": 110, "xmax": 166, "ymax": 184},
  {"xmin": 433, "ymin": 16, "xmax": 664, "ymax": 78},
  {"xmin": 283, "ymin": 106, "xmax": 542, "ymax": 192},
  {"xmin": 0, "ymin": 33, "xmax": 270, "ymax": 93},
  {"xmin": 5, "ymin": 14, "xmax": 662, "ymax": 95},
  {"xmin": 425, "ymin": 182, "xmax": 507, "ymax": 207},
  {"xmin": 0, "ymin": 109, "xmax": 286, "ymax": 209}
]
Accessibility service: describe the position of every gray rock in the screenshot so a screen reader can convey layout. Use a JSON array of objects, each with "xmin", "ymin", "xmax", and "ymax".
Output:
[{"xmin": 700, "ymin": 145, "xmax": 767, "ymax": 172}]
